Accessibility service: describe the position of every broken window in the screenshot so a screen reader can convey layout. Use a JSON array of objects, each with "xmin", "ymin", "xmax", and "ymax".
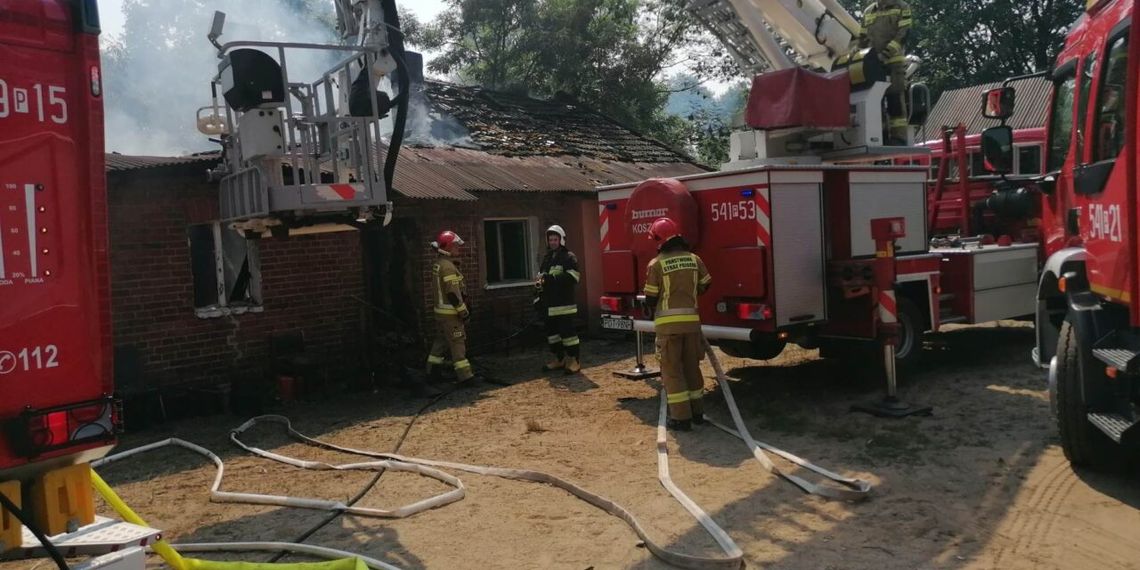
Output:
[
  {"xmin": 189, "ymin": 222, "xmax": 262, "ymax": 317},
  {"xmin": 483, "ymin": 218, "xmax": 535, "ymax": 285}
]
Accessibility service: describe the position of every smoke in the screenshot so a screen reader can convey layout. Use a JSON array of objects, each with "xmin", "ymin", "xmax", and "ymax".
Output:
[
  {"xmin": 398, "ymin": 92, "xmax": 477, "ymax": 148},
  {"xmin": 101, "ymin": 0, "xmax": 341, "ymax": 156}
]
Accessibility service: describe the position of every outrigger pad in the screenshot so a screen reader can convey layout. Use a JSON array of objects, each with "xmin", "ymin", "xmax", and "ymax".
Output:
[
  {"xmin": 614, "ymin": 365, "xmax": 661, "ymax": 380},
  {"xmin": 851, "ymin": 397, "xmax": 933, "ymax": 418}
]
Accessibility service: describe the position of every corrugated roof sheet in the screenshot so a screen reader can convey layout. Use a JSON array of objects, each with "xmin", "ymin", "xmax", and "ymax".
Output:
[
  {"xmin": 393, "ymin": 147, "xmax": 705, "ymax": 200},
  {"xmin": 924, "ymin": 76, "xmax": 1052, "ymax": 136},
  {"xmin": 105, "ymin": 153, "xmax": 221, "ymax": 172}
]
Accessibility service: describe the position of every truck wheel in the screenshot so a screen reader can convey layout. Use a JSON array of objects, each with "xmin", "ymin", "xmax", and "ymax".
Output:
[
  {"xmin": 1055, "ymin": 319, "xmax": 1117, "ymax": 470},
  {"xmin": 894, "ymin": 297, "xmax": 924, "ymax": 368}
]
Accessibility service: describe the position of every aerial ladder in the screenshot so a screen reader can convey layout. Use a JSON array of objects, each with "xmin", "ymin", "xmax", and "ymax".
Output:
[
  {"xmin": 688, "ymin": 0, "xmax": 929, "ymax": 166},
  {"xmin": 198, "ymin": 0, "xmax": 410, "ymax": 237}
]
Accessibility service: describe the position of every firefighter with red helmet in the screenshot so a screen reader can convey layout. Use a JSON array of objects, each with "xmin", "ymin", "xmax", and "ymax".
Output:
[
  {"xmin": 426, "ymin": 230, "xmax": 477, "ymax": 383},
  {"xmin": 643, "ymin": 217, "xmax": 712, "ymax": 431},
  {"xmin": 537, "ymin": 224, "xmax": 582, "ymax": 374}
]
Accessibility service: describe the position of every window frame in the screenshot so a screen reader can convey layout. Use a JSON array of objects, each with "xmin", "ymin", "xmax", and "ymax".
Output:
[
  {"xmin": 1014, "ymin": 143, "xmax": 1044, "ymax": 175},
  {"xmin": 1046, "ymin": 60, "xmax": 1079, "ymax": 173},
  {"xmin": 482, "ymin": 217, "xmax": 538, "ymax": 288},
  {"xmin": 189, "ymin": 221, "xmax": 262, "ymax": 317},
  {"xmin": 1091, "ymin": 24, "xmax": 1131, "ymax": 164}
]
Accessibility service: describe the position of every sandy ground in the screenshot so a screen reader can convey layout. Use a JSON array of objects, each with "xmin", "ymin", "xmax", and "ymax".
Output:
[{"xmin": 9, "ymin": 321, "xmax": 1139, "ymax": 570}]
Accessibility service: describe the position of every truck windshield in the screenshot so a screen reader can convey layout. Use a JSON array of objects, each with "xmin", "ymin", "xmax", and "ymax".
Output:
[{"xmin": 1047, "ymin": 72, "xmax": 1077, "ymax": 172}]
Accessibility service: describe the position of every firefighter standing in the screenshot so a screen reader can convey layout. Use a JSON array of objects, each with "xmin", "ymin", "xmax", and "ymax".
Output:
[
  {"xmin": 425, "ymin": 230, "xmax": 478, "ymax": 383},
  {"xmin": 537, "ymin": 225, "xmax": 582, "ymax": 374},
  {"xmin": 643, "ymin": 218, "xmax": 712, "ymax": 432},
  {"xmin": 858, "ymin": 0, "xmax": 913, "ymax": 144}
]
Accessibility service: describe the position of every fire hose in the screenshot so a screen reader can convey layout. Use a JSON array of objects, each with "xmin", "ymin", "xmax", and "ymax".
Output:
[{"xmin": 89, "ymin": 341, "xmax": 871, "ymax": 569}]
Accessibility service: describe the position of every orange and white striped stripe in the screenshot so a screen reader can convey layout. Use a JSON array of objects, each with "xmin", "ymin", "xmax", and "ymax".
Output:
[
  {"xmin": 599, "ymin": 203, "xmax": 612, "ymax": 252},
  {"xmin": 878, "ymin": 289, "xmax": 898, "ymax": 324},
  {"xmin": 755, "ymin": 187, "xmax": 771, "ymax": 247}
]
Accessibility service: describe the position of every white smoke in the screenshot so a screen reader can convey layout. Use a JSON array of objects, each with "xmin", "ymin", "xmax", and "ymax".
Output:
[{"xmin": 101, "ymin": 0, "xmax": 342, "ymax": 156}]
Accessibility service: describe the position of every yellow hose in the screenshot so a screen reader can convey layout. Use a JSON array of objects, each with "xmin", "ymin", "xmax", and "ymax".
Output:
[
  {"xmin": 91, "ymin": 470, "xmax": 188, "ymax": 570},
  {"xmin": 91, "ymin": 471, "xmax": 367, "ymax": 570}
]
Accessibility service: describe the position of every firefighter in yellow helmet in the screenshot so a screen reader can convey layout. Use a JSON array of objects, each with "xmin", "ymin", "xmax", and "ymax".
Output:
[
  {"xmin": 643, "ymin": 218, "xmax": 712, "ymax": 431},
  {"xmin": 425, "ymin": 230, "xmax": 479, "ymax": 384},
  {"xmin": 858, "ymin": 0, "xmax": 913, "ymax": 144},
  {"xmin": 537, "ymin": 224, "xmax": 583, "ymax": 374}
]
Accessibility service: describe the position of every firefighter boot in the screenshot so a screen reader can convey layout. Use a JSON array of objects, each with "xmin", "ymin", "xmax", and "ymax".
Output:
[
  {"xmin": 564, "ymin": 356, "xmax": 581, "ymax": 375},
  {"xmin": 666, "ymin": 418, "xmax": 692, "ymax": 432},
  {"xmin": 543, "ymin": 355, "xmax": 565, "ymax": 371}
]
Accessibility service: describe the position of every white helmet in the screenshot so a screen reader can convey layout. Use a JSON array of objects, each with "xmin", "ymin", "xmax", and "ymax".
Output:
[{"xmin": 546, "ymin": 225, "xmax": 566, "ymax": 245}]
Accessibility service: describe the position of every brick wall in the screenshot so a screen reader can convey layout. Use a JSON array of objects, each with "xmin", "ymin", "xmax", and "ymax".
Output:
[
  {"xmin": 107, "ymin": 164, "xmax": 364, "ymax": 389},
  {"xmin": 393, "ymin": 191, "xmax": 599, "ymax": 356},
  {"xmin": 107, "ymin": 164, "xmax": 602, "ymax": 388}
]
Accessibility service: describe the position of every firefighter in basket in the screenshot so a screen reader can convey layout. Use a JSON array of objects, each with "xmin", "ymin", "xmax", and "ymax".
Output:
[
  {"xmin": 536, "ymin": 225, "xmax": 583, "ymax": 374},
  {"xmin": 643, "ymin": 218, "xmax": 712, "ymax": 432},
  {"xmin": 858, "ymin": 0, "xmax": 913, "ymax": 144}
]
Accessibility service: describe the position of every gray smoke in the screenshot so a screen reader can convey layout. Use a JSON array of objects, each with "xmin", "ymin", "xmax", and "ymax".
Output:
[{"xmin": 101, "ymin": 0, "xmax": 341, "ymax": 156}]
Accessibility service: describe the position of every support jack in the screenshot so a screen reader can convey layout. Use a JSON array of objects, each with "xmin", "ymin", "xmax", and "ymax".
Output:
[
  {"xmin": 614, "ymin": 330, "xmax": 660, "ymax": 380},
  {"xmin": 852, "ymin": 345, "xmax": 932, "ymax": 418}
]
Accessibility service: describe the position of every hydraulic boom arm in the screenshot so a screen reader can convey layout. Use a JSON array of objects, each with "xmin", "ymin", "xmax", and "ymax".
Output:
[{"xmin": 688, "ymin": 0, "xmax": 860, "ymax": 74}]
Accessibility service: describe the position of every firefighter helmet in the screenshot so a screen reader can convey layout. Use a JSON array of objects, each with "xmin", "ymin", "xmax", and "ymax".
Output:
[
  {"xmin": 648, "ymin": 217, "xmax": 682, "ymax": 246},
  {"xmin": 432, "ymin": 230, "xmax": 464, "ymax": 253},
  {"xmin": 546, "ymin": 224, "xmax": 567, "ymax": 245}
]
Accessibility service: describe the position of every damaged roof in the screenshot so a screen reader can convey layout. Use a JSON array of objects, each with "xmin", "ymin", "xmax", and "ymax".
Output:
[
  {"xmin": 104, "ymin": 82, "xmax": 706, "ymax": 200},
  {"xmin": 419, "ymin": 81, "xmax": 692, "ymax": 163}
]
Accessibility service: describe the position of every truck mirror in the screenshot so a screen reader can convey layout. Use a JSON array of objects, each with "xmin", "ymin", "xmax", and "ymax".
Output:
[
  {"xmin": 982, "ymin": 87, "xmax": 1016, "ymax": 120},
  {"xmin": 981, "ymin": 126, "xmax": 1014, "ymax": 174},
  {"xmin": 908, "ymin": 83, "xmax": 930, "ymax": 126}
]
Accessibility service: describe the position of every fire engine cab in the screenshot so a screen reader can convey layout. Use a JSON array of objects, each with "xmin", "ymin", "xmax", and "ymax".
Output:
[{"xmin": 980, "ymin": 0, "xmax": 1140, "ymax": 470}]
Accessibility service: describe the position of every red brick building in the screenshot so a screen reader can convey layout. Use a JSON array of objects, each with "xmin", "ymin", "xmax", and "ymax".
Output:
[{"xmin": 105, "ymin": 81, "xmax": 702, "ymax": 394}]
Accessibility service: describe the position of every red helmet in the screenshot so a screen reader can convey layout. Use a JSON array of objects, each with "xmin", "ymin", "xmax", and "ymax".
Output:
[
  {"xmin": 433, "ymin": 230, "xmax": 464, "ymax": 252},
  {"xmin": 648, "ymin": 217, "xmax": 681, "ymax": 245}
]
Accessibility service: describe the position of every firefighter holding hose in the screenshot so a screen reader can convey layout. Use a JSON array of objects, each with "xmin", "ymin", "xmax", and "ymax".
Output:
[{"xmin": 643, "ymin": 218, "xmax": 712, "ymax": 432}]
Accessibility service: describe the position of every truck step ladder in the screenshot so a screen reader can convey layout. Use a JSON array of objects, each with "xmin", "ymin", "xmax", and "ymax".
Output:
[
  {"xmin": 4, "ymin": 516, "xmax": 161, "ymax": 560},
  {"xmin": 1092, "ymin": 347, "xmax": 1140, "ymax": 374},
  {"xmin": 1087, "ymin": 412, "xmax": 1139, "ymax": 445}
]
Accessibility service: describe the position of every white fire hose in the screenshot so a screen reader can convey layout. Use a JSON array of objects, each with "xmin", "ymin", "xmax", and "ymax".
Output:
[
  {"xmin": 91, "ymin": 341, "xmax": 871, "ymax": 569},
  {"xmin": 700, "ymin": 337, "xmax": 873, "ymax": 501}
]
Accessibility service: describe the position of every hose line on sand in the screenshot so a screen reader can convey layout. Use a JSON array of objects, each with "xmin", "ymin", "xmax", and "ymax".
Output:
[
  {"xmin": 90, "ymin": 342, "xmax": 871, "ymax": 569},
  {"xmin": 701, "ymin": 337, "xmax": 873, "ymax": 501}
]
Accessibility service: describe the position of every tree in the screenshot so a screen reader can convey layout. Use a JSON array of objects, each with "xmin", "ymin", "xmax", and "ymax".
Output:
[
  {"xmin": 838, "ymin": 0, "xmax": 1080, "ymax": 97},
  {"xmin": 420, "ymin": 0, "xmax": 733, "ymax": 146}
]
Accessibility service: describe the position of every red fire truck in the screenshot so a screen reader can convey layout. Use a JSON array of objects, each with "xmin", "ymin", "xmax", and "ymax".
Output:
[
  {"xmin": 980, "ymin": 0, "xmax": 1139, "ymax": 469},
  {"xmin": 599, "ymin": 2, "xmax": 1057, "ymax": 416},
  {"xmin": 0, "ymin": 0, "xmax": 128, "ymax": 557}
]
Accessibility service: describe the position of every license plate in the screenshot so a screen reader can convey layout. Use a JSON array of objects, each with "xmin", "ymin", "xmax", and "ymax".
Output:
[{"xmin": 602, "ymin": 316, "xmax": 634, "ymax": 331}]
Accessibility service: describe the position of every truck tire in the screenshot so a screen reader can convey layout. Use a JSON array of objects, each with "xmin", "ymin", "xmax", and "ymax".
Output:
[
  {"xmin": 1055, "ymin": 319, "xmax": 1117, "ymax": 470},
  {"xmin": 894, "ymin": 297, "xmax": 924, "ymax": 369}
]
